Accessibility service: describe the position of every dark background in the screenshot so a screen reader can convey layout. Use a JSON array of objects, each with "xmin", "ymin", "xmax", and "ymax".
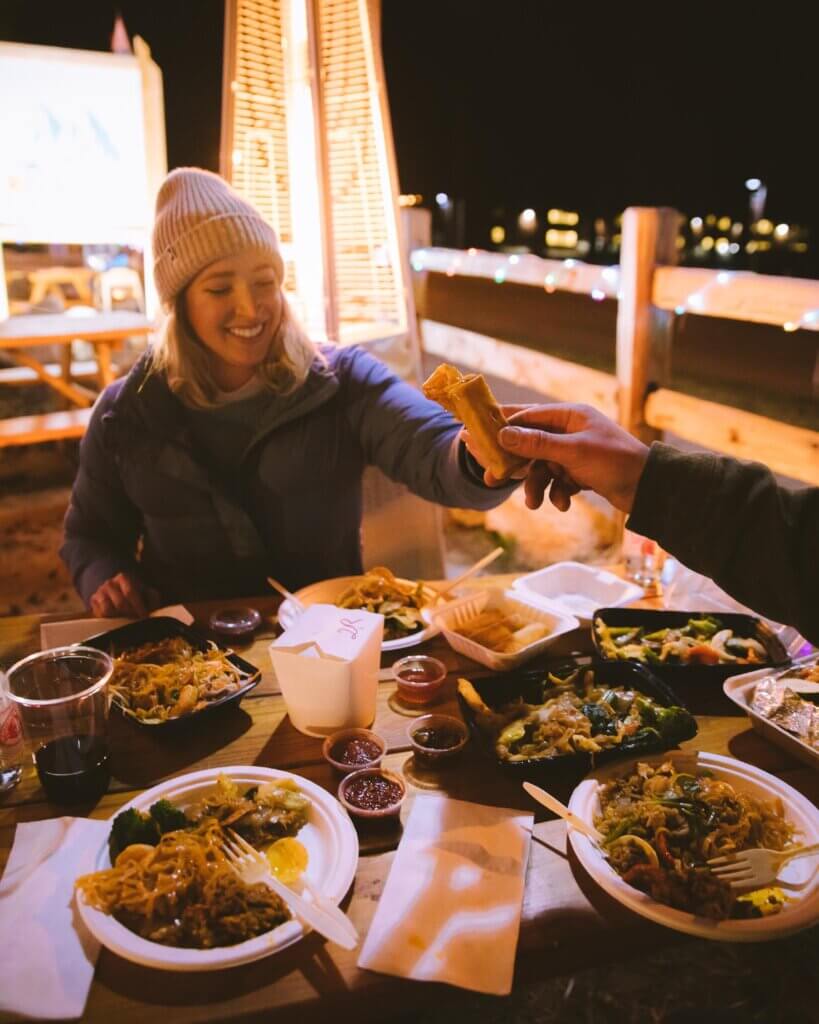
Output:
[{"xmin": 2, "ymin": 1, "xmax": 815, "ymax": 266}]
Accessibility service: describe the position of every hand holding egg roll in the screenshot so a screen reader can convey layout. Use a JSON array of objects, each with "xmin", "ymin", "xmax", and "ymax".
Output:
[{"xmin": 423, "ymin": 364, "xmax": 527, "ymax": 481}]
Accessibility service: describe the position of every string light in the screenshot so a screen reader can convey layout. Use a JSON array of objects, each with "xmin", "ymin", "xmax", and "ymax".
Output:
[{"xmin": 407, "ymin": 248, "xmax": 819, "ymax": 333}]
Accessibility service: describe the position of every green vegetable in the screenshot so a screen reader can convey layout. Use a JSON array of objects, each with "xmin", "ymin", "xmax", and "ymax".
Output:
[
  {"xmin": 108, "ymin": 808, "xmax": 160, "ymax": 863},
  {"xmin": 686, "ymin": 616, "xmax": 722, "ymax": 639},
  {"xmin": 582, "ymin": 703, "xmax": 617, "ymax": 736},
  {"xmin": 602, "ymin": 815, "xmax": 637, "ymax": 845},
  {"xmin": 149, "ymin": 799, "xmax": 189, "ymax": 834}
]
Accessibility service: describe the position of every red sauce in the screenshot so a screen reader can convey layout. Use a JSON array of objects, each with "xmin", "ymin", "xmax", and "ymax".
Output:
[
  {"xmin": 344, "ymin": 774, "xmax": 403, "ymax": 810},
  {"xmin": 330, "ymin": 737, "xmax": 381, "ymax": 766},
  {"xmin": 412, "ymin": 727, "xmax": 461, "ymax": 750}
]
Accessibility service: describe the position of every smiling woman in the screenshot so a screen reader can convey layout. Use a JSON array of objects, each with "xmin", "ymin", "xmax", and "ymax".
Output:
[{"xmin": 59, "ymin": 168, "xmax": 520, "ymax": 616}]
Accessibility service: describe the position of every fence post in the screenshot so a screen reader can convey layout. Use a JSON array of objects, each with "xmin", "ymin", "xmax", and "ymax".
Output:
[{"xmin": 616, "ymin": 207, "xmax": 681, "ymax": 441}]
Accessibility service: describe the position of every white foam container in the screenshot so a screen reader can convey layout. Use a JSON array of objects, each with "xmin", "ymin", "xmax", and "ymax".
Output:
[
  {"xmin": 723, "ymin": 661, "xmax": 819, "ymax": 771},
  {"xmin": 512, "ymin": 561, "xmax": 643, "ymax": 625},
  {"xmin": 429, "ymin": 587, "xmax": 580, "ymax": 671}
]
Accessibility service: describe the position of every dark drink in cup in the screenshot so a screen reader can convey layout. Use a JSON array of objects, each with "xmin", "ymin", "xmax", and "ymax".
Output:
[{"xmin": 35, "ymin": 734, "xmax": 110, "ymax": 804}]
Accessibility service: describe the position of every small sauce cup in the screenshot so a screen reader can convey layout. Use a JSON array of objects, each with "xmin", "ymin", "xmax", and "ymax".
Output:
[
  {"xmin": 392, "ymin": 655, "xmax": 447, "ymax": 705},
  {"xmin": 322, "ymin": 727, "xmax": 386, "ymax": 775},
  {"xmin": 407, "ymin": 714, "xmax": 468, "ymax": 762},
  {"xmin": 337, "ymin": 767, "xmax": 406, "ymax": 819}
]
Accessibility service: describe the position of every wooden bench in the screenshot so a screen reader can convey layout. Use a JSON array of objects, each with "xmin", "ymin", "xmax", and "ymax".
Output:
[
  {"xmin": 0, "ymin": 408, "xmax": 92, "ymax": 448},
  {"xmin": 0, "ymin": 360, "xmax": 99, "ymax": 385}
]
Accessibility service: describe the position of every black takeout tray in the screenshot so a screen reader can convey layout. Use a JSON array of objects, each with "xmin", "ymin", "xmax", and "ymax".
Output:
[
  {"xmin": 591, "ymin": 607, "xmax": 790, "ymax": 714},
  {"xmin": 83, "ymin": 616, "xmax": 261, "ymax": 728},
  {"xmin": 456, "ymin": 655, "xmax": 695, "ymax": 779}
]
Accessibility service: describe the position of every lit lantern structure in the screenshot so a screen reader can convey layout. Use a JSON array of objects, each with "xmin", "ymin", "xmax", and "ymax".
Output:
[
  {"xmin": 220, "ymin": 0, "xmax": 411, "ymax": 349},
  {"xmin": 220, "ymin": 0, "xmax": 441, "ymax": 577}
]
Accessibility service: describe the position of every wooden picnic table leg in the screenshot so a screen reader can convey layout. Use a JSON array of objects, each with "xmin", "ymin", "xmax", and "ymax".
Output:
[
  {"xmin": 2, "ymin": 350, "xmax": 94, "ymax": 408},
  {"xmin": 59, "ymin": 341, "xmax": 73, "ymax": 410},
  {"xmin": 96, "ymin": 342, "xmax": 114, "ymax": 389}
]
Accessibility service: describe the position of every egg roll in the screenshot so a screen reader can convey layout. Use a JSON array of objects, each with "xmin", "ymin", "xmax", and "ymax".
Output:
[{"xmin": 422, "ymin": 363, "xmax": 527, "ymax": 480}]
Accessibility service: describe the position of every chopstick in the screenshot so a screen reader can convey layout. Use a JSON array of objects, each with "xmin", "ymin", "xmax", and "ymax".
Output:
[
  {"xmin": 432, "ymin": 546, "xmax": 505, "ymax": 601},
  {"xmin": 266, "ymin": 576, "xmax": 305, "ymax": 610}
]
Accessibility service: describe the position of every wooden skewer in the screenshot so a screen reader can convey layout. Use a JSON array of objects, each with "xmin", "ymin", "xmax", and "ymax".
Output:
[
  {"xmin": 432, "ymin": 545, "xmax": 505, "ymax": 601},
  {"xmin": 266, "ymin": 576, "xmax": 305, "ymax": 610}
]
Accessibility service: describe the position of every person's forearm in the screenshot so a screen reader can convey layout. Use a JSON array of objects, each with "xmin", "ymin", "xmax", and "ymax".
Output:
[{"xmin": 629, "ymin": 443, "xmax": 819, "ymax": 644}]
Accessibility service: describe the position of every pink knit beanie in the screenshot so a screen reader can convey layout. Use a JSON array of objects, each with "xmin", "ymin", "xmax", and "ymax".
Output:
[{"xmin": 152, "ymin": 168, "xmax": 284, "ymax": 305}]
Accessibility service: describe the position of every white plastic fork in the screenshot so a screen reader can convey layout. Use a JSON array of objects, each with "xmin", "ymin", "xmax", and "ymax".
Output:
[
  {"xmin": 707, "ymin": 842, "xmax": 819, "ymax": 890},
  {"xmin": 221, "ymin": 829, "xmax": 359, "ymax": 949}
]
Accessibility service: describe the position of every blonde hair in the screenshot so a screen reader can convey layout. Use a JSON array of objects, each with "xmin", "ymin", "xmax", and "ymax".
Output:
[{"xmin": 149, "ymin": 292, "xmax": 321, "ymax": 409}]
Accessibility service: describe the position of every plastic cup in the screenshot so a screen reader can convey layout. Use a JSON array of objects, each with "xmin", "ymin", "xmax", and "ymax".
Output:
[
  {"xmin": 0, "ymin": 671, "xmax": 26, "ymax": 793},
  {"xmin": 5, "ymin": 646, "xmax": 113, "ymax": 804}
]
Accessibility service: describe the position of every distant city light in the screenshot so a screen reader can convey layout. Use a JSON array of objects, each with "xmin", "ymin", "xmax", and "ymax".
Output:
[
  {"xmin": 547, "ymin": 208, "xmax": 579, "ymax": 226},
  {"xmin": 705, "ymin": 214, "xmax": 717, "ymax": 226},
  {"xmin": 716, "ymin": 237, "xmax": 730, "ymax": 255},
  {"xmin": 729, "ymin": 242, "xmax": 740, "ymax": 254},
  {"xmin": 398, "ymin": 193, "xmax": 424, "ymax": 207},
  {"xmin": 545, "ymin": 229, "xmax": 578, "ymax": 248},
  {"xmin": 435, "ymin": 192, "xmax": 450, "ymax": 207},
  {"xmin": 490, "ymin": 225, "xmax": 505, "ymax": 244},
  {"xmin": 755, "ymin": 219, "xmax": 774, "ymax": 235},
  {"xmin": 745, "ymin": 177, "xmax": 762, "ymax": 191},
  {"xmin": 731, "ymin": 222, "xmax": 743, "ymax": 237},
  {"xmin": 518, "ymin": 208, "xmax": 537, "ymax": 230},
  {"xmin": 676, "ymin": 235, "xmax": 686, "ymax": 250},
  {"xmin": 690, "ymin": 217, "xmax": 703, "ymax": 231},
  {"xmin": 774, "ymin": 223, "xmax": 790, "ymax": 238},
  {"xmin": 717, "ymin": 216, "xmax": 731, "ymax": 232},
  {"xmin": 701, "ymin": 236, "xmax": 715, "ymax": 251}
]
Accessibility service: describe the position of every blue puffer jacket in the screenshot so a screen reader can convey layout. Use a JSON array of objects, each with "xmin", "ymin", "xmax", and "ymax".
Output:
[{"xmin": 61, "ymin": 345, "xmax": 515, "ymax": 605}]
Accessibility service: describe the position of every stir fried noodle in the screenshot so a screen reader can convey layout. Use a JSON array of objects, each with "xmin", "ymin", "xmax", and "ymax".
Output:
[
  {"xmin": 110, "ymin": 637, "xmax": 246, "ymax": 721},
  {"xmin": 336, "ymin": 566, "xmax": 429, "ymax": 640},
  {"xmin": 77, "ymin": 821, "xmax": 289, "ymax": 947},
  {"xmin": 596, "ymin": 761, "xmax": 795, "ymax": 919}
]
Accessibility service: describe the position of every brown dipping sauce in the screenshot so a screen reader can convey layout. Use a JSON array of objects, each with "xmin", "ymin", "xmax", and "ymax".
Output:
[
  {"xmin": 412, "ymin": 727, "xmax": 461, "ymax": 750},
  {"xmin": 397, "ymin": 666, "xmax": 440, "ymax": 684},
  {"xmin": 330, "ymin": 737, "xmax": 382, "ymax": 766},
  {"xmin": 344, "ymin": 773, "xmax": 403, "ymax": 810}
]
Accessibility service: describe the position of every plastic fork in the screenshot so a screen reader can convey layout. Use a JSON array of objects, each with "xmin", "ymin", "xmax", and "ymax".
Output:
[
  {"xmin": 707, "ymin": 842, "xmax": 819, "ymax": 890},
  {"xmin": 220, "ymin": 829, "xmax": 358, "ymax": 949}
]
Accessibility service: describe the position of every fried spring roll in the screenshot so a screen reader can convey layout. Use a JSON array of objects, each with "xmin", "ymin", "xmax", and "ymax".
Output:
[{"xmin": 422, "ymin": 363, "xmax": 527, "ymax": 480}]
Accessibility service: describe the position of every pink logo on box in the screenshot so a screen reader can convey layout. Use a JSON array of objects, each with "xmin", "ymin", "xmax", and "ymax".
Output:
[{"xmin": 338, "ymin": 617, "xmax": 363, "ymax": 640}]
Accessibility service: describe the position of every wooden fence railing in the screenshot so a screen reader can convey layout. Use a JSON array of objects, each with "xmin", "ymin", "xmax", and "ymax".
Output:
[{"xmin": 408, "ymin": 207, "xmax": 819, "ymax": 486}]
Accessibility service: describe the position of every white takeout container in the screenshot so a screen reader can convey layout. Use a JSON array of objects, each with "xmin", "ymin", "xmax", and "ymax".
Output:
[
  {"xmin": 269, "ymin": 603, "xmax": 383, "ymax": 737},
  {"xmin": 723, "ymin": 660, "xmax": 819, "ymax": 771},
  {"xmin": 429, "ymin": 587, "xmax": 580, "ymax": 671},
  {"xmin": 512, "ymin": 561, "xmax": 643, "ymax": 625}
]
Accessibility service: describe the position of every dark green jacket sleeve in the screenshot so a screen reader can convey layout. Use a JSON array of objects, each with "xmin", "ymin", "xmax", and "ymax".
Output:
[{"xmin": 627, "ymin": 442, "xmax": 819, "ymax": 646}]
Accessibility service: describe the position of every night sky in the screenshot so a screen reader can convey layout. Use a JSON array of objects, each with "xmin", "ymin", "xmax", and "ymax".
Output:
[{"xmin": 2, "ymin": 1, "xmax": 816, "ymax": 251}]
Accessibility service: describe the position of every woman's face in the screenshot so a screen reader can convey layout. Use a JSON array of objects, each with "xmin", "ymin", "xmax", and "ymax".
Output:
[{"xmin": 184, "ymin": 250, "xmax": 284, "ymax": 390}]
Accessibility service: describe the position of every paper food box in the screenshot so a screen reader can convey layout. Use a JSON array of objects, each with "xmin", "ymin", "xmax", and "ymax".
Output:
[{"xmin": 269, "ymin": 604, "xmax": 384, "ymax": 737}]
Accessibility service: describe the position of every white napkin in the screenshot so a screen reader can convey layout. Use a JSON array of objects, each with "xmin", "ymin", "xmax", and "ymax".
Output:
[
  {"xmin": 358, "ymin": 795, "xmax": 533, "ymax": 995},
  {"xmin": 0, "ymin": 817, "xmax": 108, "ymax": 1020},
  {"xmin": 39, "ymin": 604, "xmax": 194, "ymax": 650}
]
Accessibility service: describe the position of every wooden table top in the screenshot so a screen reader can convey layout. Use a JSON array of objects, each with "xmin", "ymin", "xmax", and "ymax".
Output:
[
  {"xmin": 0, "ymin": 312, "xmax": 154, "ymax": 348},
  {"xmin": 1, "ymin": 587, "xmax": 817, "ymax": 1023}
]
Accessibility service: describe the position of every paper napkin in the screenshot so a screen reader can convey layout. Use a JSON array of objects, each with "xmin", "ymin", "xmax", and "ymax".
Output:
[
  {"xmin": 0, "ymin": 817, "xmax": 108, "ymax": 1020},
  {"xmin": 358, "ymin": 795, "xmax": 533, "ymax": 995}
]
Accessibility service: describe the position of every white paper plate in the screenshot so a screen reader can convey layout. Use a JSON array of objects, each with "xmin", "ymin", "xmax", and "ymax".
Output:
[
  {"xmin": 277, "ymin": 575, "xmax": 442, "ymax": 651},
  {"xmin": 512, "ymin": 561, "xmax": 643, "ymax": 625},
  {"xmin": 723, "ymin": 661, "xmax": 819, "ymax": 771},
  {"xmin": 76, "ymin": 766, "xmax": 359, "ymax": 971},
  {"xmin": 568, "ymin": 751, "xmax": 819, "ymax": 942}
]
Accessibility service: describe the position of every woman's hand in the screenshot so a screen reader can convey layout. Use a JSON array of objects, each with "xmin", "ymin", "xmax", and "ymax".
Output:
[
  {"xmin": 497, "ymin": 403, "xmax": 650, "ymax": 513},
  {"xmin": 89, "ymin": 572, "xmax": 159, "ymax": 618}
]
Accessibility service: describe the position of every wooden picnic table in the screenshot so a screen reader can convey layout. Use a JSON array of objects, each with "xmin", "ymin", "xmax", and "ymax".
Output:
[
  {"xmin": 0, "ymin": 312, "xmax": 154, "ymax": 447},
  {"xmin": 1, "ymin": 585, "xmax": 817, "ymax": 1023}
]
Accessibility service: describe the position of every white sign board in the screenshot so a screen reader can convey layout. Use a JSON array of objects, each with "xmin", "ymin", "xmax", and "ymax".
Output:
[{"xmin": 0, "ymin": 42, "xmax": 150, "ymax": 246}]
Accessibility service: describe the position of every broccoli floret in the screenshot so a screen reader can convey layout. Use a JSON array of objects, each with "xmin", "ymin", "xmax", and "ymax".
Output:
[
  {"xmin": 149, "ymin": 799, "xmax": 189, "ymax": 834},
  {"xmin": 108, "ymin": 808, "xmax": 160, "ymax": 863}
]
